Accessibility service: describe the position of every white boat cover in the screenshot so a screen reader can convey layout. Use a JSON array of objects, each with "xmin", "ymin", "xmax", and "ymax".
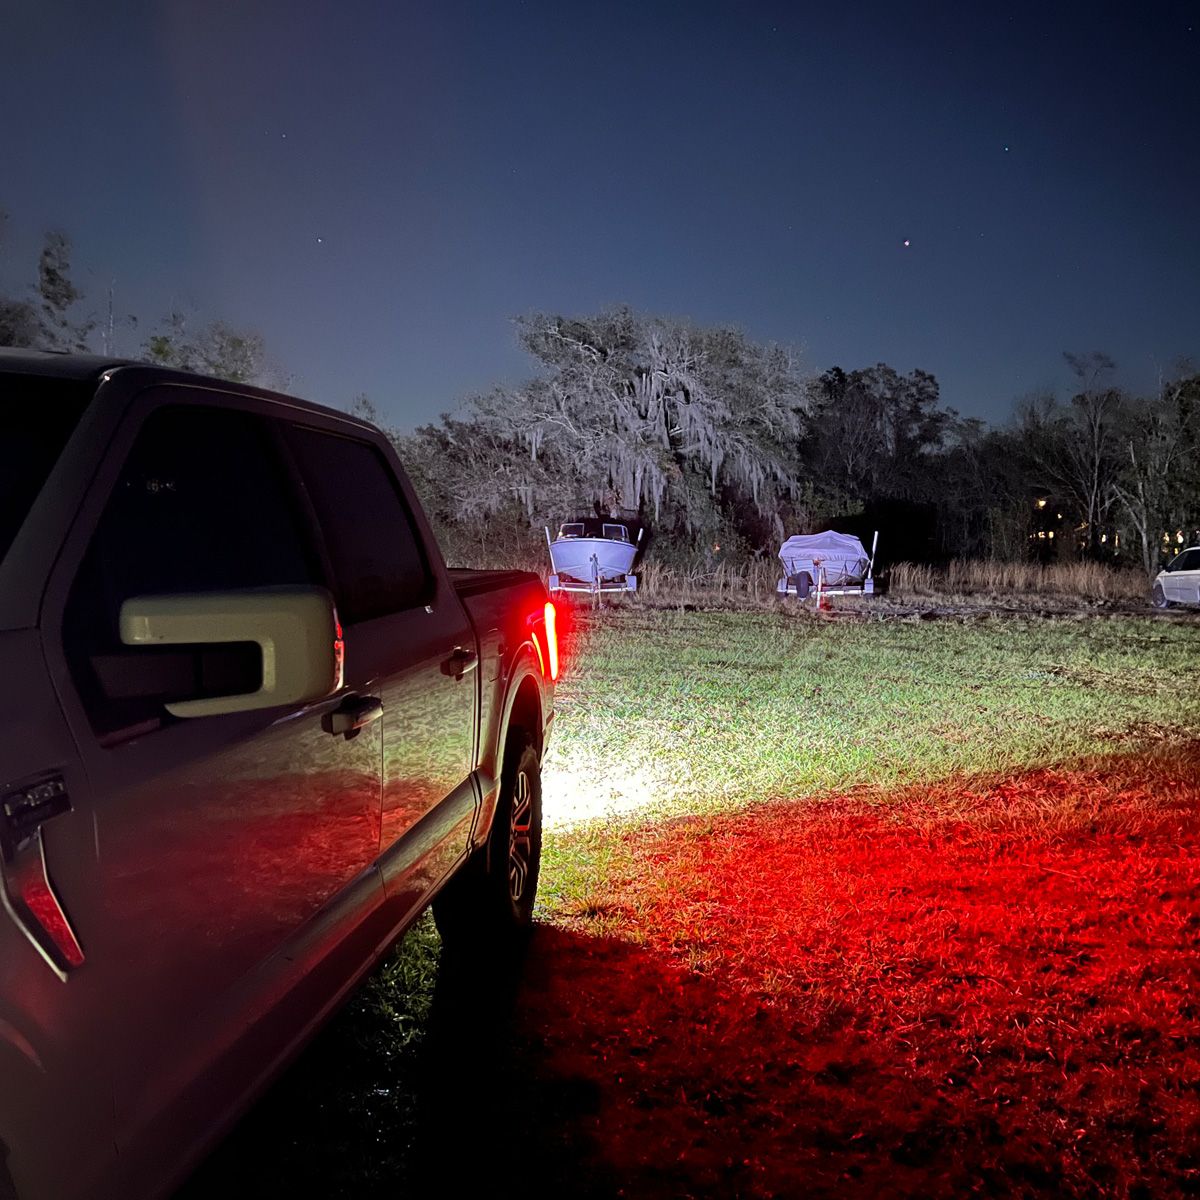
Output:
[{"xmin": 778, "ymin": 530, "xmax": 870, "ymax": 585}]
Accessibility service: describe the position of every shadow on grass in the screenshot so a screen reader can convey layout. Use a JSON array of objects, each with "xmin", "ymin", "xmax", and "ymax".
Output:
[
  {"xmin": 181, "ymin": 747, "xmax": 1200, "ymax": 1199},
  {"xmin": 177, "ymin": 924, "xmax": 623, "ymax": 1199}
]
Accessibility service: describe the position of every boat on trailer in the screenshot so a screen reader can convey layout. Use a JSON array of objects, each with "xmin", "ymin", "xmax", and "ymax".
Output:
[
  {"xmin": 545, "ymin": 517, "xmax": 644, "ymax": 600},
  {"xmin": 777, "ymin": 529, "xmax": 878, "ymax": 599}
]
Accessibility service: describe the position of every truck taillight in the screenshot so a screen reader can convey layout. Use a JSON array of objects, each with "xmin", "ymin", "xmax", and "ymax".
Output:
[{"xmin": 544, "ymin": 600, "xmax": 559, "ymax": 681}]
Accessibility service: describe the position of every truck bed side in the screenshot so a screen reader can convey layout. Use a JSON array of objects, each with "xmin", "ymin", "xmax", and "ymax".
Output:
[{"xmin": 449, "ymin": 568, "xmax": 555, "ymax": 851}]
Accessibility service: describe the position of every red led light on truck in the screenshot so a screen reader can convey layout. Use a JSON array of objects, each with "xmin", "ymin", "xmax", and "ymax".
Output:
[
  {"xmin": 544, "ymin": 601, "xmax": 559, "ymax": 680},
  {"xmin": 4, "ymin": 839, "xmax": 85, "ymax": 971}
]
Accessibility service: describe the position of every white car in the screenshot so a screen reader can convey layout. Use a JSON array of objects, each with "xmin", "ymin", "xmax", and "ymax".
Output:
[{"xmin": 1152, "ymin": 546, "xmax": 1200, "ymax": 608}]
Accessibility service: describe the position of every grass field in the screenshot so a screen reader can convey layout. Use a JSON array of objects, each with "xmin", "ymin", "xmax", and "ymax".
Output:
[
  {"xmin": 541, "ymin": 607, "xmax": 1199, "ymax": 830},
  {"xmin": 182, "ymin": 608, "xmax": 1200, "ymax": 1199}
]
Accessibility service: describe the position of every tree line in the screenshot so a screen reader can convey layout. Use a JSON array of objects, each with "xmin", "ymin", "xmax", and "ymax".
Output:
[
  {"xmin": 0, "ymin": 213, "xmax": 274, "ymax": 384},
  {"xmin": 399, "ymin": 314, "xmax": 1199, "ymax": 578},
  {"xmin": 3, "ymin": 217, "xmax": 1197, "ymax": 576}
]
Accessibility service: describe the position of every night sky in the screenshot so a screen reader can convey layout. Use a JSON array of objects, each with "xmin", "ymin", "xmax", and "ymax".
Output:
[{"xmin": 4, "ymin": 1, "xmax": 1197, "ymax": 428}]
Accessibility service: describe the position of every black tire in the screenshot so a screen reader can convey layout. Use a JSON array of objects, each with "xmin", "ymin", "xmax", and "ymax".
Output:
[
  {"xmin": 433, "ymin": 739, "xmax": 542, "ymax": 952},
  {"xmin": 790, "ymin": 571, "xmax": 812, "ymax": 599},
  {"xmin": 1152, "ymin": 583, "xmax": 1172, "ymax": 609}
]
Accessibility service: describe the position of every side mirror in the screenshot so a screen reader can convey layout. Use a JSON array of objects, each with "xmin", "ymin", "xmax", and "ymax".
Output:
[{"xmin": 119, "ymin": 586, "xmax": 344, "ymax": 718}]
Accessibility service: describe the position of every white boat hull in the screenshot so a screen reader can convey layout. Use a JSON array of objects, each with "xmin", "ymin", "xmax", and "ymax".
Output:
[{"xmin": 547, "ymin": 537, "xmax": 638, "ymax": 583}]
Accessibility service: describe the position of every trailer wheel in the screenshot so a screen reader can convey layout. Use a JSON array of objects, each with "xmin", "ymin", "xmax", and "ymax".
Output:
[{"xmin": 789, "ymin": 571, "xmax": 812, "ymax": 599}]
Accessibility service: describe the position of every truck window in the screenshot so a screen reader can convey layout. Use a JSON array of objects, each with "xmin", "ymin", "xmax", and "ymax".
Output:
[
  {"xmin": 284, "ymin": 426, "xmax": 432, "ymax": 623},
  {"xmin": 62, "ymin": 404, "xmax": 322, "ymax": 739},
  {"xmin": 0, "ymin": 376, "xmax": 88, "ymax": 568}
]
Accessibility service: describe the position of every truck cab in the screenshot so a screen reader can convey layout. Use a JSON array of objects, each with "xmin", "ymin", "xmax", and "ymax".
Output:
[{"xmin": 0, "ymin": 351, "xmax": 555, "ymax": 1200}]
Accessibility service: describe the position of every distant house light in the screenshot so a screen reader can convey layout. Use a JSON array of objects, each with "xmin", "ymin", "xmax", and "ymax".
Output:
[
  {"xmin": 1056, "ymin": 512, "xmax": 1063, "ymax": 519},
  {"xmin": 1100, "ymin": 533, "xmax": 1107, "ymax": 544},
  {"xmin": 1179, "ymin": 532, "xmax": 1186, "ymax": 544},
  {"xmin": 1035, "ymin": 498, "xmax": 1048, "ymax": 509}
]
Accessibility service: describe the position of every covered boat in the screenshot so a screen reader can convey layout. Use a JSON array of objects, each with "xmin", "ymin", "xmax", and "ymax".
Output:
[
  {"xmin": 546, "ymin": 517, "xmax": 644, "ymax": 598},
  {"xmin": 777, "ymin": 529, "xmax": 877, "ymax": 598}
]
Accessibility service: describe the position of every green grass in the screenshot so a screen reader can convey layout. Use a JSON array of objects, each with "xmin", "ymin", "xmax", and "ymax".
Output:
[{"xmin": 542, "ymin": 609, "xmax": 1200, "ymax": 827}]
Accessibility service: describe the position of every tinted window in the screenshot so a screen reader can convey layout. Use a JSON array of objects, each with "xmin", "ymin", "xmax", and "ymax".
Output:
[
  {"xmin": 64, "ymin": 404, "xmax": 321, "ymax": 737},
  {"xmin": 285, "ymin": 426, "xmax": 431, "ymax": 622},
  {"xmin": 1178, "ymin": 549, "xmax": 1200, "ymax": 571},
  {"xmin": 0, "ymin": 375, "xmax": 88, "ymax": 567}
]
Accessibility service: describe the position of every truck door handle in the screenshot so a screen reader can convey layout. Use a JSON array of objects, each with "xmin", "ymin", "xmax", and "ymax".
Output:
[
  {"xmin": 323, "ymin": 695, "xmax": 383, "ymax": 737},
  {"xmin": 442, "ymin": 646, "xmax": 478, "ymax": 679}
]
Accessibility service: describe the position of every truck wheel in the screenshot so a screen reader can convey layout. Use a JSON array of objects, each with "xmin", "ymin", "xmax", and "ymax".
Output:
[
  {"xmin": 1152, "ymin": 584, "xmax": 1172, "ymax": 609},
  {"xmin": 790, "ymin": 572, "xmax": 812, "ymax": 599},
  {"xmin": 434, "ymin": 739, "xmax": 542, "ymax": 952}
]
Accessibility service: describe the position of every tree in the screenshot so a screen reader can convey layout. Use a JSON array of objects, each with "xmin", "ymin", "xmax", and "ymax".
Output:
[
  {"xmin": 0, "ymin": 210, "xmax": 39, "ymax": 347},
  {"xmin": 0, "ymin": 291, "xmax": 39, "ymax": 348},
  {"xmin": 405, "ymin": 307, "xmax": 809, "ymax": 563},
  {"xmin": 935, "ymin": 419, "xmax": 1032, "ymax": 560},
  {"xmin": 142, "ymin": 311, "xmax": 270, "ymax": 385},
  {"xmin": 1018, "ymin": 354, "xmax": 1125, "ymax": 559},
  {"xmin": 1, "ymin": 208, "xmax": 270, "ymax": 382},
  {"xmin": 0, "ymin": 217, "xmax": 92, "ymax": 351},
  {"xmin": 1114, "ymin": 372, "xmax": 1200, "ymax": 575},
  {"xmin": 37, "ymin": 231, "xmax": 92, "ymax": 350},
  {"xmin": 804, "ymin": 363, "xmax": 954, "ymax": 507}
]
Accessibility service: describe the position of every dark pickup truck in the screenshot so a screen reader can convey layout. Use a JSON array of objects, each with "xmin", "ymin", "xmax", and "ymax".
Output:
[{"xmin": 0, "ymin": 351, "xmax": 557, "ymax": 1200}]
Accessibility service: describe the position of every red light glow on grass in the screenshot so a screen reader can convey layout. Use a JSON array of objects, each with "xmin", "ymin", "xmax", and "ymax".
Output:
[{"xmin": 519, "ymin": 749, "xmax": 1200, "ymax": 1197}]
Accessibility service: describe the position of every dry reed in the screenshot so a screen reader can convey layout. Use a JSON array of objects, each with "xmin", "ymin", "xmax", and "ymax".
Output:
[
  {"xmin": 450, "ymin": 547, "xmax": 1150, "ymax": 607},
  {"xmin": 888, "ymin": 558, "xmax": 1147, "ymax": 602}
]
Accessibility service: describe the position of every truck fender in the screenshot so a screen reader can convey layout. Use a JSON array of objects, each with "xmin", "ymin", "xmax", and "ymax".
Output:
[{"xmin": 477, "ymin": 647, "xmax": 546, "ymax": 847}]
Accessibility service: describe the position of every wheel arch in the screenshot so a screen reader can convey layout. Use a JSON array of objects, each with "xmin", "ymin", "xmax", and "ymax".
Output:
[
  {"xmin": 504, "ymin": 670, "xmax": 545, "ymax": 761},
  {"xmin": 474, "ymin": 651, "xmax": 546, "ymax": 852}
]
